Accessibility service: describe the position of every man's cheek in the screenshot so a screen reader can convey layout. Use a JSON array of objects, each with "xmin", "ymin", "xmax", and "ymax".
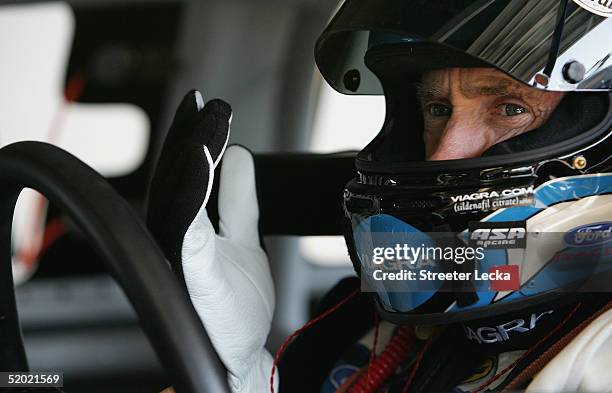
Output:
[{"xmin": 423, "ymin": 123, "xmax": 445, "ymax": 157}]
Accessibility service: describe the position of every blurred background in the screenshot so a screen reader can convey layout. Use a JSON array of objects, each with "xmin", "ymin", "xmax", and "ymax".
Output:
[{"xmin": 0, "ymin": 0, "xmax": 385, "ymax": 391}]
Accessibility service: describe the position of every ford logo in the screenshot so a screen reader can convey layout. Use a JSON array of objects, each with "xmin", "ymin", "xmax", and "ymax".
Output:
[{"xmin": 564, "ymin": 222, "xmax": 612, "ymax": 247}]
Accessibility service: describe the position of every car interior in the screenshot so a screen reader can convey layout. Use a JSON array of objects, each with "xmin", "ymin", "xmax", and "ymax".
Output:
[{"xmin": 0, "ymin": 0, "xmax": 387, "ymax": 392}]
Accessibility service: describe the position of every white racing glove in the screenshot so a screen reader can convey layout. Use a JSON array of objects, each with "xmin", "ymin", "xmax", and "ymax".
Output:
[{"xmin": 148, "ymin": 90, "xmax": 276, "ymax": 393}]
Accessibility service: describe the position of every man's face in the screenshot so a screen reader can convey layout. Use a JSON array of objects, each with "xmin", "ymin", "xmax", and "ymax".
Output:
[{"xmin": 418, "ymin": 68, "xmax": 565, "ymax": 160}]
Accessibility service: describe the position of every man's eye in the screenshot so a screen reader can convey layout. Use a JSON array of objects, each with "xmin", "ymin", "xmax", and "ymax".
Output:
[
  {"xmin": 501, "ymin": 103, "xmax": 528, "ymax": 116},
  {"xmin": 428, "ymin": 103, "xmax": 452, "ymax": 117}
]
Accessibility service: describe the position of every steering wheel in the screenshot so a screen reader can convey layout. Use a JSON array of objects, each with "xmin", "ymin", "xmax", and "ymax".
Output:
[{"xmin": 0, "ymin": 141, "xmax": 230, "ymax": 393}]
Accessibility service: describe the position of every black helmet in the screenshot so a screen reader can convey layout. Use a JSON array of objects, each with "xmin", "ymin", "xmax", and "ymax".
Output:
[{"xmin": 315, "ymin": 0, "xmax": 612, "ymax": 324}]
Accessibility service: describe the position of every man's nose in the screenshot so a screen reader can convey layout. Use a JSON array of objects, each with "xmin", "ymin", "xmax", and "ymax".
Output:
[{"xmin": 427, "ymin": 114, "xmax": 492, "ymax": 161}]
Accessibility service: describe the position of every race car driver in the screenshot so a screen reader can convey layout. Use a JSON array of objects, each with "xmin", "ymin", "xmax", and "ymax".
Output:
[{"xmin": 150, "ymin": 0, "xmax": 612, "ymax": 392}]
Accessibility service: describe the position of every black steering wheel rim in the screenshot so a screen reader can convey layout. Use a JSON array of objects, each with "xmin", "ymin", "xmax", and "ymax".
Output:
[{"xmin": 0, "ymin": 141, "xmax": 230, "ymax": 393}]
